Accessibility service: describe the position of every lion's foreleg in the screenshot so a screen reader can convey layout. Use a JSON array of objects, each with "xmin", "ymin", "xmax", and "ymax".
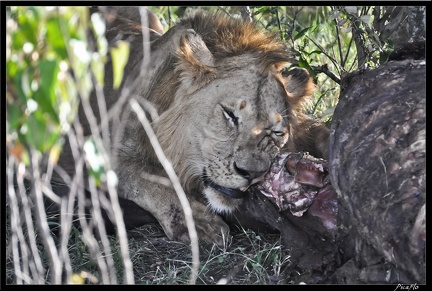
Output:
[{"xmin": 117, "ymin": 167, "xmax": 230, "ymax": 245}]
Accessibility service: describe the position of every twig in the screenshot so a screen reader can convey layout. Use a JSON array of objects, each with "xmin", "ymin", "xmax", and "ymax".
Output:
[
  {"xmin": 129, "ymin": 98, "xmax": 200, "ymax": 285},
  {"xmin": 351, "ymin": 18, "xmax": 367, "ymax": 70},
  {"xmin": 217, "ymin": 6, "xmax": 232, "ymax": 17},
  {"xmin": 333, "ymin": 18, "xmax": 344, "ymax": 68},
  {"xmin": 305, "ymin": 35, "xmax": 342, "ymax": 74},
  {"xmin": 30, "ymin": 150, "xmax": 62, "ymax": 284},
  {"xmin": 275, "ymin": 8, "xmax": 283, "ymax": 40},
  {"xmin": 311, "ymin": 64, "xmax": 340, "ymax": 84},
  {"xmin": 239, "ymin": 6, "xmax": 252, "ymax": 22},
  {"xmin": 7, "ymin": 156, "xmax": 45, "ymax": 284},
  {"xmin": 343, "ymin": 34, "xmax": 354, "ymax": 70}
]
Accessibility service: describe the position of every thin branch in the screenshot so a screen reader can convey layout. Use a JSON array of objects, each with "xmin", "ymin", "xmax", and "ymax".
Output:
[
  {"xmin": 168, "ymin": 6, "xmax": 172, "ymax": 27},
  {"xmin": 239, "ymin": 6, "xmax": 252, "ymax": 22},
  {"xmin": 311, "ymin": 64, "xmax": 341, "ymax": 84},
  {"xmin": 7, "ymin": 156, "xmax": 45, "ymax": 284},
  {"xmin": 30, "ymin": 150, "xmax": 62, "ymax": 284},
  {"xmin": 343, "ymin": 34, "xmax": 354, "ymax": 70},
  {"xmin": 275, "ymin": 8, "xmax": 284, "ymax": 40},
  {"xmin": 129, "ymin": 98, "xmax": 200, "ymax": 285},
  {"xmin": 349, "ymin": 16, "xmax": 367, "ymax": 70},
  {"xmin": 306, "ymin": 35, "xmax": 342, "ymax": 74},
  {"xmin": 217, "ymin": 6, "xmax": 231, "ymax": 17},
  {"xmin": 333, "ymin": 18, "xmax": 345, "ymax": 68}
]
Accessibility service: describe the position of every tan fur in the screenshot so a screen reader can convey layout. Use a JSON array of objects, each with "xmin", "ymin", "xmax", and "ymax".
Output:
[{"xmin": 58, "ymin": 9, "xmax": 329, "ymax": 245}]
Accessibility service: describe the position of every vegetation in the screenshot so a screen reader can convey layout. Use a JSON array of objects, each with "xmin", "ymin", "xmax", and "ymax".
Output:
[{"xmin": 6, "ymin": 5, "xmax": 418, "ymax": 284}]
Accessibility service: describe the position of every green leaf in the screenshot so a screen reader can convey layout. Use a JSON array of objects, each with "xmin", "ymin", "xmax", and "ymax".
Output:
[
  {"xmin": 307, "ymin": 50, "xmax": 323, "ymax": 56},
  {"xmin": 16, "ymin": 12, "xmax": 38, "ymax": 46},
  {"xmin": 11, "ymin": 29, "xmax": 27, "ymax": 51},
  {"xmin": 14, "ymin": 69, "xmax": 30, "ymax": 103},
  {"xmin": 297, "ymin": 58, "xmax": 314, "ymax": 78},
  {"xmin": 38, "ymin": 59, "xmax": 59, "ymax": 96},
  {"xmin": 22, "ymin": 113, "xmax": 40, "ymax": 150},
  {"xmin": 33, "ymin": 89, "xmax": 59, "ymax": 125},
  {"xmin": 46, "ymin": 17, "xmax": 68, "ymax": 59},
  {"xmin": 7, "ymin": 103, "xmax": 23, "ymax": 131},
  {"xmin": 110, "ymin": 41, "xmax": 130, "ymax": 89},
  {"xmin": 6, "ymin": 59, "xmax": 19, "ymax": 78},
  {"xmin": 253, "ymin": 6, "xmax": 270, "ymax": 15},
  {"xmin": 309, "ymin": 24, "xmax": 320, "ymax": 33},
  {"xmin": 293, "ymin": 26, "xmax": 311, "ymax": 41},
  {"xmin": 34, "ymin": 59, "xmax": 60, "ymax": 122}
]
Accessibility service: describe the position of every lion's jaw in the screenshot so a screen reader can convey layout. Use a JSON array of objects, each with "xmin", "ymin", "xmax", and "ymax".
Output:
[{"xmin": 202, "ymin": 186, "xmax": 243, "ymax": 214}]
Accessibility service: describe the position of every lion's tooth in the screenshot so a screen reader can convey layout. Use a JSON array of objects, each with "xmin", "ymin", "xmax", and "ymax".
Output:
[{"xmin": 240, "ymin": 186, "xmax": 249, "ymax": 192}]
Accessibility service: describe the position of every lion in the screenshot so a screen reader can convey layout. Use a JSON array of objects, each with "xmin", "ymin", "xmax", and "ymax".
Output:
[{"xmin": 55, "ymin": 7, "xmax": 329, "ymax": 245}]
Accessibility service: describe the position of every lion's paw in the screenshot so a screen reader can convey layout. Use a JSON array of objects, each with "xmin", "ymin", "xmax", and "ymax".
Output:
[
  {"xmin": 193, "ymin": 212, "xmax": 230, "ymax": 246},
  {"xmin": 164, "ymin": 201, "xmax": 230, "ymax": 246}
]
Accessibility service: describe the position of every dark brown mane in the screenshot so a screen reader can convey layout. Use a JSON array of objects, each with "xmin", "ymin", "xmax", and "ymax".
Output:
[{"xmin": 178, "ymin": 11, "xmax": 291, "ymax": 71}]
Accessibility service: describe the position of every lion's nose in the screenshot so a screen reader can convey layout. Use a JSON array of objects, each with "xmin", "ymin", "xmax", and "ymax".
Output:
[{"xmin": 234, "ymin": 162, "xmax": 268, "ymax": 183}]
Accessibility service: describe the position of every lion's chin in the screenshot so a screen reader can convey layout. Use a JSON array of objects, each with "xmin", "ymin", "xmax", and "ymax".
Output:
[
  {"xmin": 204, "ymin": 179, "xmax": 247, "ymax": 199},
  {"xmin": 202, "ymin": 186, "xmax": 243, "ymax": 214}
]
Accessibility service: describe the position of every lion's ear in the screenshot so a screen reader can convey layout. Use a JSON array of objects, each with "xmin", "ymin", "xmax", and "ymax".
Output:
[
  {"xmin": 176, "ymin": 29, "xmax": 216, "ymax": 89},
  {"xmin": 282, "ymin": 67, "xmax": 315, "ymax": 106}
]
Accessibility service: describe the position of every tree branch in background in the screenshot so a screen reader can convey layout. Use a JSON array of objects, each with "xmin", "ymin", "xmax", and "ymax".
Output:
[
  {"xmin": 333, "ymin": 18, "xmax": 344, "ymax": 68},
  {"xmin": 311, "ymin": 64, "xmax": 341, "ymax": 84},
  {"xmin": 217, "ymin": 6, "xmax": 231, "ymax": 17},
  {"xmin": 351, "ymin": 20, "xmax": 367, "ymax": 70},
  {"xmin": 306, "ymin": 35, "xmax": 342, "ymax": 75},
  {"xmin": 129, "ymin": 99, "xmax": 200, "ymax": 285},
  {"xmin": 239, "ymin": 6, "xmax": 252, "ymax": 22}
]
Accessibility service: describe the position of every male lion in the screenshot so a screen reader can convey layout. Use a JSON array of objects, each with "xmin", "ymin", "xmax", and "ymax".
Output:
[{"xmin": 55, "ymin": 8, "xmax": 329, "ymax": 245}]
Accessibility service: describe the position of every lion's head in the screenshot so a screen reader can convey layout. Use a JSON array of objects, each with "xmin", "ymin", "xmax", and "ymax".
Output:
[{"xmin": 117, "ymin": 11, "xmax": 316, "ymax": 215}]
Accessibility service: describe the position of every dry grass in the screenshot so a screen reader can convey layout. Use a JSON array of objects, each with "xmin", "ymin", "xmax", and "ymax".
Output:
[
  {"xmin": 5, "ymin": 217, "xmax": 302, "ymax": 285},
  {"xmin": 127, "ymin": 224, "xmax": 296, "ymax": 285}
]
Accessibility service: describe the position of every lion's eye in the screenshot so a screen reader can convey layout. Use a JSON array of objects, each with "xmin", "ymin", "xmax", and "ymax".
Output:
[
  {"xmin": 272, "ymin": 131, "xmax": 285, "ymax": 137},
  {"xmin": 223, "ymin": 109, "xmax": 239, "ymax": 126}
]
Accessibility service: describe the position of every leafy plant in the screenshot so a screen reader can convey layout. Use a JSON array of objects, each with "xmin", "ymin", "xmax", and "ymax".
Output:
[{"xmin": 6, "ymin": 6, "xmax": 134, "ymax": 284}]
